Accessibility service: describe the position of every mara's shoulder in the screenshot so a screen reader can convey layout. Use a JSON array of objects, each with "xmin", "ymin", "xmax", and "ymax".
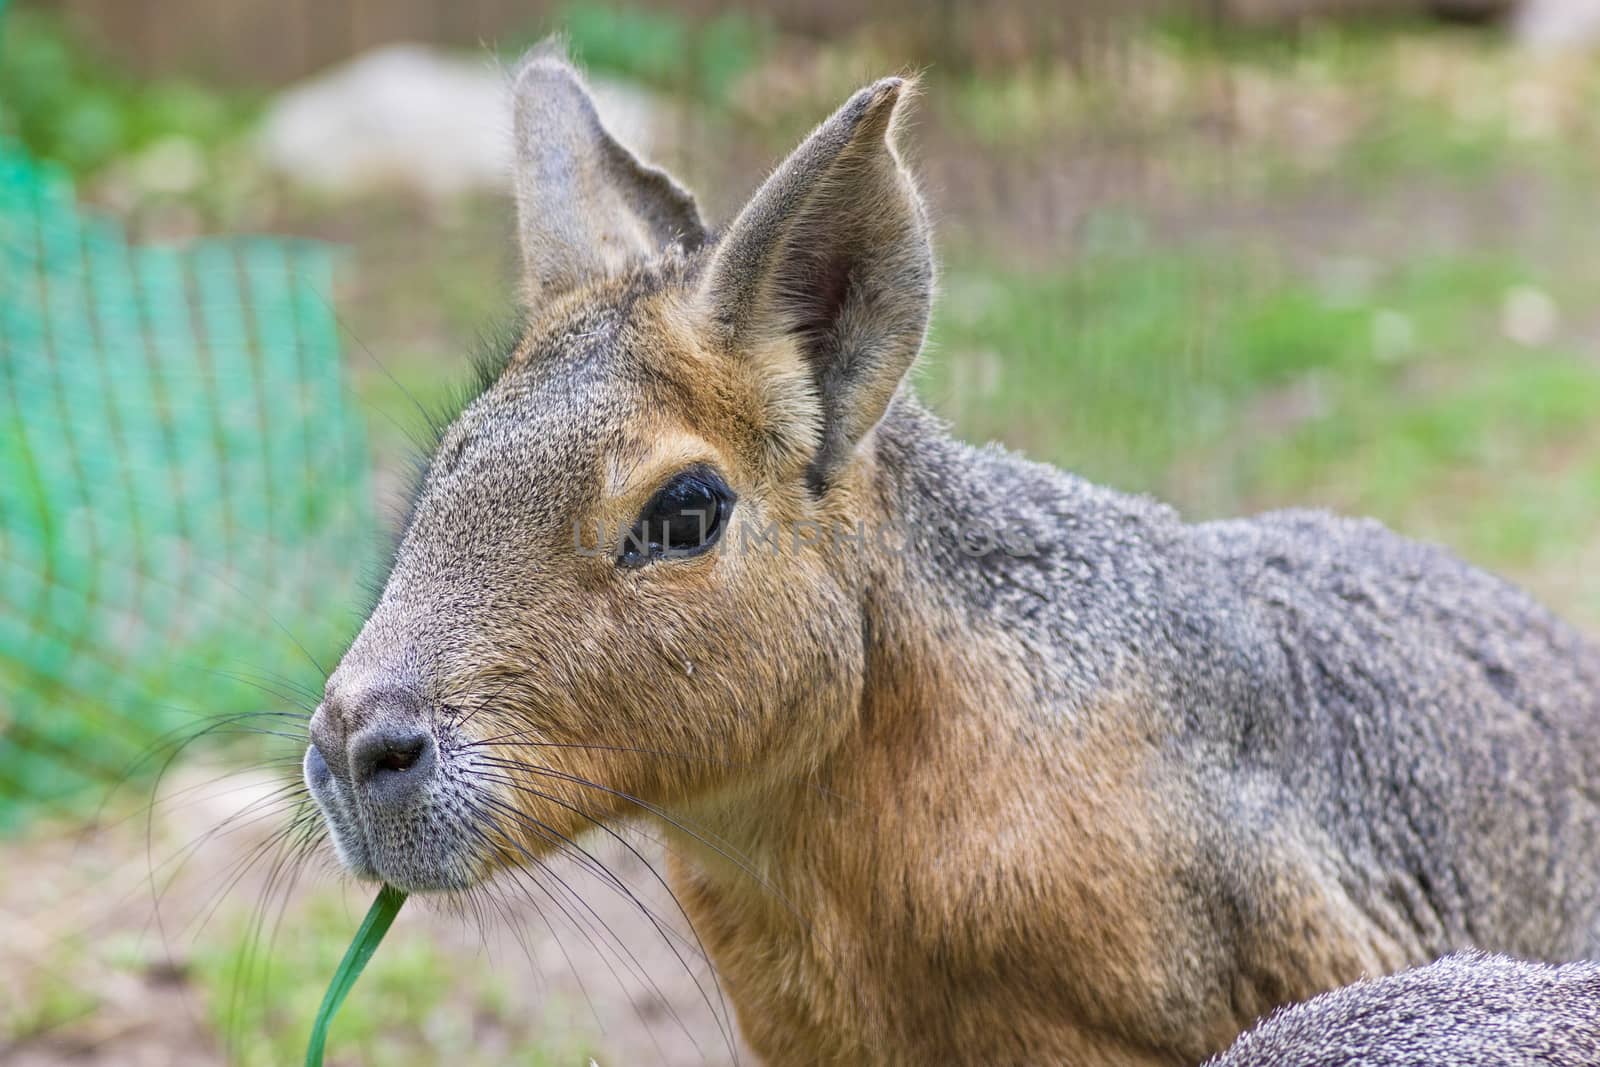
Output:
[
  {"xmin": 1189, "ymin": 507, "xmax": 1433, "ymax": 571},
  {"xmin": 1186, "ymin": 506, "xmax": 1599, "ymax": 686},
  {"xmin": 1188, "ymin": 506, "xmax": 1527, "ymax": 621},
  {"xmin": 1188, "ymin": 506, "xmax": 1523, "ymax": 604}
]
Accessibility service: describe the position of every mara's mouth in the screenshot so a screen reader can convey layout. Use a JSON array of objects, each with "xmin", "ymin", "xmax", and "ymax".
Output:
[{"xmin": 302, "ymin": 731, "xmax": 484, "ymax": 893}]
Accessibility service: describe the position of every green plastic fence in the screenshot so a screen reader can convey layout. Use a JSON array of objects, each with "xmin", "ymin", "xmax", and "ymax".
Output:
[{"xmin": 0, "ymin": 142, "xmax": 375, "ymax": 830}]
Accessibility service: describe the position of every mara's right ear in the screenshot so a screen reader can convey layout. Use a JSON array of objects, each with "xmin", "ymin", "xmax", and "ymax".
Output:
[
  {"xmin": 698, "ymin": 77, "xmax": 933, "ymax": 493},
  {"xmin": 511, "ymin": 41, "xmax": 706, "ymax": 305}
]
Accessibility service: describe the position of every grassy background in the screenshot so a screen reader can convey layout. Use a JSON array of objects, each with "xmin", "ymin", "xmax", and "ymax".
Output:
[{"xmin": 4, "ymin": 3, "xmax": 1600, "ymax": 1064}]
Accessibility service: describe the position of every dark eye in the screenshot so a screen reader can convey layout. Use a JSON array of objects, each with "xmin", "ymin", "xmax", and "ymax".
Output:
[{"xmin": 617, "ymin": 466, "xmax": 734, "ymax": 568}]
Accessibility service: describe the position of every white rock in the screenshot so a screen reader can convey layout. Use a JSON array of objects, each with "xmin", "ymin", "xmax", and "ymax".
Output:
[
  {"xmin": 1515, "ymin": 0, "xmax": 1600, "ymax": 51},
  {"xmin": 257, "ymin": 43, "xmax": 662, "ymax": 200}
]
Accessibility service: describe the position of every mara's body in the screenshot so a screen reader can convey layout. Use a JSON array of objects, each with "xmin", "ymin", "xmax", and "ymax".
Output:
[
  {"xmin": 303, "ymin": 44, "xmax": 1600, "ymax": 1065},
  {"xmin": 672, "ymin": 400, "xmax": 1600, "ymax": 1064},
  {"xmin": 1211, "ymin": 952, "xmax": 1600, "ymax": 1066}
]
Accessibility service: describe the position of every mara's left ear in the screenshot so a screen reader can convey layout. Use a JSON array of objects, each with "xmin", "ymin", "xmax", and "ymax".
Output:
[
  {"xmin": 512, "ymin": 41, "xmax": 706, "ymax": 305},
  {"xmin": 698, "ymin": 77, "xmax": 933, "ymax": 491}
]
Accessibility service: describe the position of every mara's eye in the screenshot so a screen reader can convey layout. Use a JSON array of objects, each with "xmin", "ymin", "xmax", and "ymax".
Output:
[{"xmin": 617, "ymin": 466, "xmax": 734, "ymax": 568}]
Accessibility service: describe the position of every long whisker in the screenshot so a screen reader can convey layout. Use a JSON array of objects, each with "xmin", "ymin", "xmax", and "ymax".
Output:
[
  {"xmin": 151, "ymin": 789, "xmax": 319, "ymax": 943},
  {"xmin": 203, "ymin": 667, "xmax": 320, "ymax": 712},
  {"xmin": 463, "ymin": 795, "xmax": 732, "ymax": 1062},
  {"xmin": 469, "ymin": 755, "xmax": 802, "ymax": 921},
  {"xmin": 456, "ymin": 810, "xmax": 635, "ymax": 1047},
  {"xmin": 444, "ymin": 668, "xmax": 545, "ymax": 737},
  {"xmin": 220, "ymin": 809, "xmax": 325, "ymax": 1060},
  {"xmin": 190, "ymin": 560, "xmax": 332, "ymax": 679},
  {"xmin": 470, "ymin": 755, "xmax": 875, "ymax": 1038},
  {"xmin": 467, "ymin": 790, "xmax": 708, "ymax": 965},
  {"xmin": 461, "ymin": 774, "xmax": 746, "ymax": 1058}
]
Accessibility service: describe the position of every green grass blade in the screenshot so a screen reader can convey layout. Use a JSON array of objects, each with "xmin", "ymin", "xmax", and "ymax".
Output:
[{"xmin": 304, "ymin": 885, "xmax": 407, "ymax": 1067}]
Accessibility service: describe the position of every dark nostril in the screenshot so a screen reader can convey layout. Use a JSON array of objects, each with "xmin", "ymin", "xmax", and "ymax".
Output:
[
  {"xmin": 349, "ymin": 724, "xmax": 436, "ymax": 801},
  {"xmin": 373, "ymin": 735, "xmax": 425, "ymax": 775}
]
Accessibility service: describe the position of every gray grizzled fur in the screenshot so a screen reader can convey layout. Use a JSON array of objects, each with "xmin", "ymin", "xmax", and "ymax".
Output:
[
  {"xmin": 879, "ymin": 398, "xmax": 1600, "ymax": 963},
  {"xmin": 305, "ymin": 40, "xmax": 1600, "ymax": 1064},
  {"xmin": 1210, "ymin": 952, "xmax": 1600, "ymax": 1065}
]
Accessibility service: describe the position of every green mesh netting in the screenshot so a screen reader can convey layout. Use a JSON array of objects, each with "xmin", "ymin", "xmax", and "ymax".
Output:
[{"xmin": 0, "ymin": 143, "xmax": 375, "ymax": 830}]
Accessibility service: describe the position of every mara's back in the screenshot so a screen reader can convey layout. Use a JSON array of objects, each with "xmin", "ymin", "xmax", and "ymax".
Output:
[{"xmin": 887, "ymin": 399, "xmax": 1600, "ymax": 963}]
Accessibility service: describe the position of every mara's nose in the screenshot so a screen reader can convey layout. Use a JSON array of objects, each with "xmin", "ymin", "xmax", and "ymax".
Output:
[
  {"xmin": 348, "ymin": 723, "xmax": 437, "ymax": 808},
  {"xmin": 309, "ymin": 683, "xmax": 435, "ymax": 808}
]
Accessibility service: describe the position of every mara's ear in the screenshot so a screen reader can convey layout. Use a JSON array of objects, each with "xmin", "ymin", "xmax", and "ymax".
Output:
[
  {"xmin": 511, "ymin": 42, "xmax": 706, "ymax": 305},
  {"xmin": 698, "ymin": 77, "xmax": 933, "ymax": 492}
]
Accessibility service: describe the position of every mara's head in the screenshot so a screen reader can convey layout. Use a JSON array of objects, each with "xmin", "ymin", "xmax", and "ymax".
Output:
[{"xmin": 304, "ymin": 44, "xmax": 933, "ymax": 892}]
